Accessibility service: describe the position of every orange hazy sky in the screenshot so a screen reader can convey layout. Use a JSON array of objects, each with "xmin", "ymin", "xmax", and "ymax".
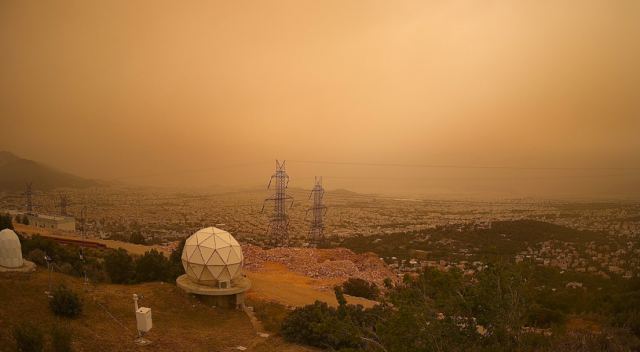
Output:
[{"xmin": 1, "ymin": 1, "xmax": 639, "ymax": 198}]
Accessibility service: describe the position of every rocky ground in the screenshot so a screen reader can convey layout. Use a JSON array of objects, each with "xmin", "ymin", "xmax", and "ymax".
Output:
[{"xmin": 243, "ymin": 245, "xmax": 396, "ymax": 286}]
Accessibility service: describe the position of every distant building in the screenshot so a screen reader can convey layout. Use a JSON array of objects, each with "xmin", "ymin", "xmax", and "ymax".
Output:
[
  {"xmin": 6, "ymin": 210, "xmax": 76, "ymax": 232},
  {"xmin": 27, "ymin": 214, "xmax": 76, "ymax": 231}
]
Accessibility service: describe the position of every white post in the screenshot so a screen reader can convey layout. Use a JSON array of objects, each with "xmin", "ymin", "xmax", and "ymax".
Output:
[
  {"xmin": 133, "ymin": 294, "xmax": 141, "ymax": 338},
  {"xmin": 133, "ymin": 294, "xmax": 139, "ymax": 311}
]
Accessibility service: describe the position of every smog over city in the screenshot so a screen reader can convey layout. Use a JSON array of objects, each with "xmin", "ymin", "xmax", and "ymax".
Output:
[{"xmin": 1, "ymin": 1, "xmax": 639, "ymax": 352}]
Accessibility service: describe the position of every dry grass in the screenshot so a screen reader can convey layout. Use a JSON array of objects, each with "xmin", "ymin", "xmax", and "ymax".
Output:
[
  {"xmin": 0, "ymin": 269, "xmax": 309, "ymax": 352},
  {"xmin": 245, "ymin": 262, "xmax": 377, "ymax": 308}
]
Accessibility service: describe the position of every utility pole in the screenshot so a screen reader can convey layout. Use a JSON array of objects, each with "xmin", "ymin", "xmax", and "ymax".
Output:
[
  {"xmin": 24, "ymin": 182, "xmax": 34, "ymax": 214},
  {"xmin": 307, "ymin": 177, "xmax": 327, "ymax": 247},
  {"xmin": 262, "ymin": 160, "xmax": 293, "ymax": 247},
  {"xmin": 79, "ymin": 206, "xmax": 89, "ymax": 289}
]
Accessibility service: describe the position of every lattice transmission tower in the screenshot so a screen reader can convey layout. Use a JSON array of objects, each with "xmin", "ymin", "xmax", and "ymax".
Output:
[
  {"xmin": 307, "ymin": 176, "xmax": 327, "ymax": 246},
  {"xmin": 57, "ymin": 194, "xmax": 71, "ymax": 216},
  {"xmin": 262, "ymin": 160, "xmax": 293, "ymax": 247},
  {"xmin": 24, "ymin": 182, "xmax": 34, "ymax": 214}
]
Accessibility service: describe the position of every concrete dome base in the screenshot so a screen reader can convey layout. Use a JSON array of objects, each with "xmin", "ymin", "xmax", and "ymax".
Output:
[
  {"xmin": 0, "ymin": 260, "xmax": 36, "ymax": 273},
  {"xmin": 176, "ymin": 274, "xmax": 251, "ymax": 309}
]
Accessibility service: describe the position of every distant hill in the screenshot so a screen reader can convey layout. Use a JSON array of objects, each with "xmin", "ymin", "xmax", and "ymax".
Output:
[{"xmin": 0, "ymin": 151, "xmax": 99, "ymax": 191}]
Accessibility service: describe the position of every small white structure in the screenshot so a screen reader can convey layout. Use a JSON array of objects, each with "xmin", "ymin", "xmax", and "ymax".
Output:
[
  {"xmin": 0, "ymin": 229, "xmax": 35, "ymax": 272},
  {"xmin": 133, "ymin": 294, "xmax": 152, "ymax": 345},
  {"xmin": 177, "ymin": 227, "xmax": 250, "ymax": 308},
  {"xmin": 136, "ymin": 307, "xmax": 152, "ymax": 332}
]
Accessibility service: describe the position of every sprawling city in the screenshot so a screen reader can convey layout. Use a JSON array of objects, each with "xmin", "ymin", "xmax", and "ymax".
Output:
[{"xmin": 1, "ymin": 1, "xmax": 639, "ymax": 351}]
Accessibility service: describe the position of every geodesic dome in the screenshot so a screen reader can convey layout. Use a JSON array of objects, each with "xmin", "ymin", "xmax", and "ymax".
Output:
[
  {"xmin": 181, "ymin": 227, "xmax": 244, "ymax": 286},
  {"xmin": 0, "ymin": 229, "xmax": 23, "ymax": 268}
]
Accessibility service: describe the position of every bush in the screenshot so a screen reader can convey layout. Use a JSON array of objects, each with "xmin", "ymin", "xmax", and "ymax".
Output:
[
  {"xmin": 135, "ymin": 249, "xmax": 169, "ymax": 282},
  {"xmin": 49, "ymin": 285, "xmax": 83, "ymax": 318},
  {"xmin": 58, "ymin": 263, "xmax": 75, "ymax": 275},
  {"xmin": 129, "ymin": 232, "xmax": 146, "ymax": 245},
  {"xmin": 51, "ymin": 325, "xmax": 73, "ymax": 352},
  {"xmin": 281, "ymin": 301, "xmax": 362, "ymax": 350},
  {"xmin": 13, "ymin": 322, "xmax": 44, "ymax": 352},
  {"xmin": 104, "ymin": 248, "xmax": 135, "ymax": 284},
  {"xmin": 250, "ymin": 300, "xmax": 290, "ymax": 333},
  {"xmin": 526, "ymin": 306, "xmax": 566, "ymax": 328},
  {"xmin": 27, "ymin": 249, "xmax": 47, "ymax": 266},
  {"xmin": 167, "ymin": 238, "xmax": 186, "ymax": 281},
  {"xmin": 341, "ymin": 278, "xmax": 379, "ymax": 300},
  {"xmin": 1, "ymin": 213, "xmax": 14, "ymax": 230}
]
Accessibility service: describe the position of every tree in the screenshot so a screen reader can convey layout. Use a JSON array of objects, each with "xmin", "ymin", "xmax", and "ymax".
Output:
[
  {"xmin": 27, "ymin": 249, "xmax": 47, "ymax": 266},
  {"xmin": 49, "ymin": 285, "xmax": 83, "ymax": 318},
  {"xmin": 281, "ymin": 301, "xmax": 363, "ymax": 350},
  {"xmin": 383, "ymin": 277, "xmax": 394, "ymax": 290},
  {"xmin": 13, "ymin": 322, "xmax": 44, "ymax": 352},
  {"xmin": 341, "ymin": 278, "xmax": 380, "ymax": 300},
  {"xmin": 135, "ymin": 249, "xmax": 169, "ymax": 282},
  {"xmin": 104, "ymin": 248, "xmax": 135, "ymax": 284},
  {"xmin": 167, "ymin": 237, "xmax": 186, "ymax": 281},
  {"xmin": 0, "ymin": 213, "xmax": 14, "ymax": 230},
  {"xmin": 129, "ymin": 231, "xmax": 146, "ymax": 245}
]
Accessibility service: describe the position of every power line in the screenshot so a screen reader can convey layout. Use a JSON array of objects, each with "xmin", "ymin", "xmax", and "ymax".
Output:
[
  {"xmin": 288, "ymin": 160, "xmax": 640, "ymax": 171},
  {"xmin": 109, "ymin": 161, "xmax": 272, "ymax": 181}
]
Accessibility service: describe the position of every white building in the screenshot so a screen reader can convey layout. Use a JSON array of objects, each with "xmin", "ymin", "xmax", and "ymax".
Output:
[{"xmin": 6, "ymin": 210, "xmax": 76, "ymax": 232}]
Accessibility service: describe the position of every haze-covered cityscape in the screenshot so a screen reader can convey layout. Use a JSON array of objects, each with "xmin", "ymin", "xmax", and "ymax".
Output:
[{"xmin": 1, "ymin": 1, "xmax": 640, "ymax": 351}]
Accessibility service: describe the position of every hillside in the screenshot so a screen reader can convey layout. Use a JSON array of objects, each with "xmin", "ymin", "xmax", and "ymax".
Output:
[
  {"xmin": 340, "ymin": 220, "xmax": 608, "ymax": 262},
  {"xmin": 0, "ymin": 151, "xmax": 98, "ymax": 191},
  {"xmin": 14, "ymin": 223, "xmax": 379, "ymax": 309},
  {"xmin": 0, "ymin": 270, "xmax": 314, "ymax": 352}
]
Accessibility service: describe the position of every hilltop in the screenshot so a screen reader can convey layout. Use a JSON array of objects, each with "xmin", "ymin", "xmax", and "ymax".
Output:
[
  {"xmin": 0, "ymin": 270, "xmax": 314, "ymax": 352},
  {"xmin": 0, "ymin": 151, "xmax": 99, "ymax": 191}
]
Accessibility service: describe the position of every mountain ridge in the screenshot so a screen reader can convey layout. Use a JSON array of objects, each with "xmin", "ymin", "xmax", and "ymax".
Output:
[{"xmin": 0, "ymin": 151, "xmax": 99, "ymax": 191}]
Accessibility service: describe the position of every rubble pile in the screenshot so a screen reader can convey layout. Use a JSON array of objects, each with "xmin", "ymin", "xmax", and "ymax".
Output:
[{"xmin": 243, "ymin": 245, "xmax": 394, "ymax": 285}]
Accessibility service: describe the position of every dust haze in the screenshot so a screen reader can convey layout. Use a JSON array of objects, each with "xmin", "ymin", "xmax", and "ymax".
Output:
[{"xmin": 1, "ymin": 0, "xmax": 639, "ymax": 198}]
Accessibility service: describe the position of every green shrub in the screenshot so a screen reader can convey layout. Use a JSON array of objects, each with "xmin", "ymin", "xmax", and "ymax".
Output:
[
  {"xmin": 135, "ymin": 249, "xmax": 169, "ymax": 282},
  {"xmin": 13, "ymin": 322, "xmax": 44, "ymax": 352},
  {"xmin": 0, "ymin": 213, "xmax": 14, "ymax": 230},
  {"xmin": 281, "ymin": 301, "xmax": 362, "ymax": 350},
  {"xmin": 104, "ymin": 248, "xmax": 135, "ymax": 284},
  {"xmin": 341, "ymin": 278, "xmax": 379, "ymax": 300},
  {"xmin": 129, "ymin": 231, "xmax": 146, "ymax": 245},
  {"xmin": 49, "ymin": 285, "xmax": 82, "ymax": 318},
  {"xmin": 526, "ymin": 306, "xmax": 566, "ymax": 328},
  {"xmin": 167, "ymin": 238, "xmax": 186, "ymax": 281},
  {"xmin": 27, "ymin": 249, "xmax": 47, "ymax": 266},
  {"xmin": 250, "ymin": 300, "xmax": 289, "ymax": 333},
  {"xmin": 51, "ymin": 325, "xmax": 73, "ymax": 352}
]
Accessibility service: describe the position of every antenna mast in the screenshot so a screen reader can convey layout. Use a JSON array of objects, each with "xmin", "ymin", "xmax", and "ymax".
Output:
[
  {"xmin": 307, "ymin": 176, "xmax": 327, "ymax": 246},
  {"xmin": 262, "ymin": 160, "xmax": 293, "ymax": 247}
]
